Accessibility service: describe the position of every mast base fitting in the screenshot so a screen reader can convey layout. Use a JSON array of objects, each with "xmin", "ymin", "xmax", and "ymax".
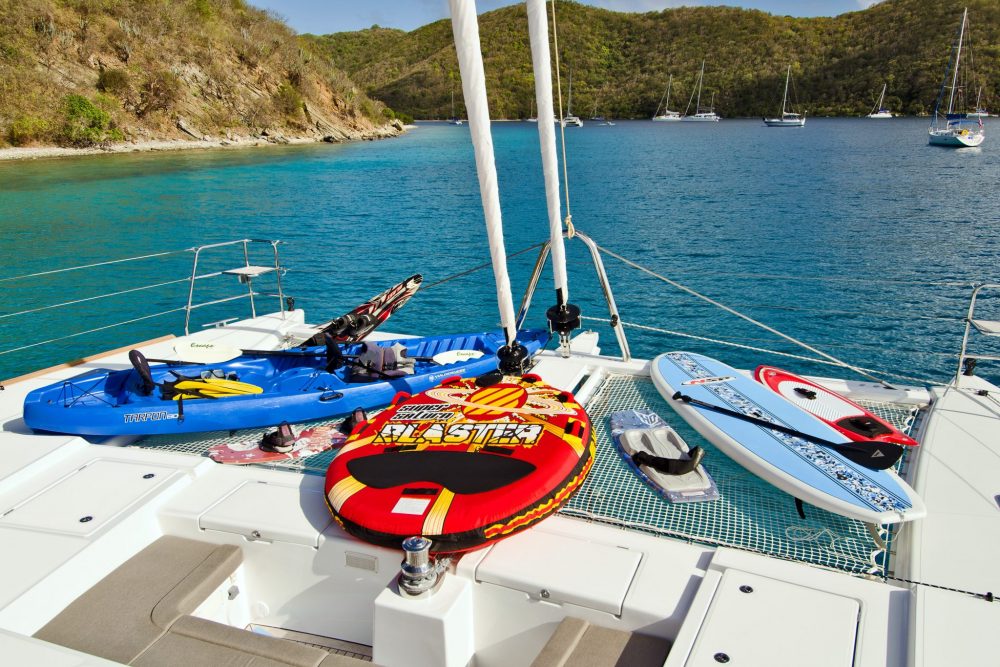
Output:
[
  {"xmin": 497, "ymin": 342, "xmax": 531, "ymax": 375},
  {"xmin": 546, "ymin": 303, "xmax": 582, "ymax": 335}
]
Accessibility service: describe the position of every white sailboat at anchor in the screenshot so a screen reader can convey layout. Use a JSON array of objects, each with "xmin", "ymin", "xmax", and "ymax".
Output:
[
  {"xmin": 928, "ymin": 8, "xmax": 984, "ymax": 147},
  {"xmin": 681, "ymin": 60, "xmax": 720, "ymax": 122},
  {"xmin": 652, "ymin": 74, "xmax": 681, "ymax": 122},
  {"xmin": 867, "ymin": 83, "xmax": 893, "ymax": 119},
  {"xmin": 763, "ymin": 65, "xmax": 806, "ymax": 127}
]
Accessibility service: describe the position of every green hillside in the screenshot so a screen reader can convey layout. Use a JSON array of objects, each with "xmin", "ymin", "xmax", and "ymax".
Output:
[
  {"xmin": 306, "ymin": 0, "xmax": 1000, "ymax": 119},
  {"xmin": 0, "ymin": 0, "xmax": 400, "ymax": 148}
]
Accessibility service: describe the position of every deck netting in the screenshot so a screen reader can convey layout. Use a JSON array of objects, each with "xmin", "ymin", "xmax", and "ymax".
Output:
[
  {"xmin": 132, "ymin": 373, "xmax": 921, "ymax": 576},
  {"xmin": 134, "ymin": 415, "xmax": 359, "ymax": 476},
  {"xmin": 561, "ymin": 373, "xmax": 921, "ymax": 576}
]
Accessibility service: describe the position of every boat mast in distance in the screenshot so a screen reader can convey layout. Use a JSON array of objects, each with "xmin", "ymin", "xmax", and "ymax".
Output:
[
  {"xmin": 929, "ymin": 8, "xmax": 985, "ymax": 147},
  {"xmin": 681, "ymin": 60, "xmax": 720, "ymax": 122},
  {"xmin": 763, "ymin": 64, "xmax": 805, "ymax": 127},
  {"xmin": 652, "ymin": 74, "xmax": 681, "ymax": 121},
  {"xmin": 867, "ymin": 83, "xmax": 893, "ymax": 118}
]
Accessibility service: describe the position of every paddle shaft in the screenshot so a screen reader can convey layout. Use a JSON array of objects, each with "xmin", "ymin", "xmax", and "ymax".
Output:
[{"xmin": 672, "ymin": 392, "xmax": 902, "ymax": 470}]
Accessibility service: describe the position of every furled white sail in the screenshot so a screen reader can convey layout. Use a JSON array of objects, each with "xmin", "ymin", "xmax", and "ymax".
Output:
[
  {"xmin": 448, "ymin": 0, "xmax": 518, "ymax": 344},
  {"xmin": 526, "ymin": 0, "xmax": 569, "ymax": 305}
]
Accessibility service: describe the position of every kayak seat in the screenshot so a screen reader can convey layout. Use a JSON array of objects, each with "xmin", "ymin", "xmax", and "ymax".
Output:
[
  {"xmin": 349, "ymin": 343, "xmax": 412, "ymax": 383},
  {"xmin": 531, "ymin": 617, "xmax": 670, "ymax": 667}
]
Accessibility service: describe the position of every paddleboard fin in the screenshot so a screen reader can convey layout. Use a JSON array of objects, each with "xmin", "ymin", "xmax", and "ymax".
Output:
[{"xmin": 794, "ymin": 497, "xmax": 806, "ymax": 519}]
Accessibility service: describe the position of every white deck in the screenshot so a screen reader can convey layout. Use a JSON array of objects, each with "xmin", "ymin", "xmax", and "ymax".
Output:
[
  {"xmin": 0, "ymin": 313, "xmax": 997, "ymax": 665},
  {"xmin": 898, "ymin": 374, "xmax": 1000, "ymax": 666}
]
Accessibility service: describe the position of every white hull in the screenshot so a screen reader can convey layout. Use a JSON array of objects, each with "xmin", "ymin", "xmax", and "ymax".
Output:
[
  {"xmin": 928, "ymin": 128, "xmax": 985, "ymax": 147},
  {"xmin": 560, "ymin": 115, "xmax": 583, "ymax": 127},
  {"xmin": 763, "ymin": 117, "xmax": 806, "ymax": 127},
  {"xmin": 681, "ymin": 113, "xmax": 720, "ymax": 122},
  {"xmin": 867, "ymin": 112, "xmax": 893, "ymax": 119},
  {"xmin": 652, "ymin": 113, "xmax": 681, "ymax": 122}
]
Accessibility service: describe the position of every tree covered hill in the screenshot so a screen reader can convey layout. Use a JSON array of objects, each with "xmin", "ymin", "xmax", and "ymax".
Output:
[
  {"xmin": 0, "ymin": 0, "xmax": 401, "ymax": 148},
  {"xmin": 306, "ymin": 0, "xmax": 1000, "ymax": 119}
]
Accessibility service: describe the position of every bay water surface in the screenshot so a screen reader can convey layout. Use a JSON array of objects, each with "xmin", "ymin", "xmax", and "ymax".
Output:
[{"xmin": 2, "ymin": 118, "xmax": 999, "ymax": 385}]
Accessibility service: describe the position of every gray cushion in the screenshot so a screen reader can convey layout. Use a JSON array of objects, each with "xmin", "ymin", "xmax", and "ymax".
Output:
[
  {"xmin": 531, "ymin": 617, "xmax": 670, "ymax": 667},
  {"xmin": 35, "ymin": 536, "xmax": 242, "ymax": 664},
  {"xmin": 132, "ymin": 616, "xmax": 330, "ymax": 667}
]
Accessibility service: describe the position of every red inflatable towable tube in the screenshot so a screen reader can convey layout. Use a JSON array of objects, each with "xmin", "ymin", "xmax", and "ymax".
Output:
[{"xmin": 325, "ymin": 374, "xmax": 595, "ymax": 552}]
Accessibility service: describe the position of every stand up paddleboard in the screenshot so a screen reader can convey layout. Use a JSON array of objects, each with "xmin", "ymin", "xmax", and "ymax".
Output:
[
  {"xmin": 303, "ymin": 274, "xmax": 423, "ymax": 346},
  {"xmin": 210, "ymin": 422, "xmax": 348, "ymax": 464},
  {"xmin": 325, "ymin": 374, "xmax": 595, "ymax": 552},
  {"xmin": 610, "ymin": 409, "xmax": 719, "ymax": 503},
  {"xmin": 652, "ymin": 352, "xmax": 925, "ymax": 525},
  {"xmin": 755, "ymin": 366, "xmax": 918, "ymax": 447}
]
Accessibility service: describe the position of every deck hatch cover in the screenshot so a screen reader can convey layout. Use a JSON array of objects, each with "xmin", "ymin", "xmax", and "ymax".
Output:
[
  {"xmin": 0, "ymin": 459, "xmax": 177, "ymax": 535},
  {"xmin": 685, "ymin": 569, "xmax": 858, "ymax": 666},
  {"xmin": 475, "ymin": 530, "xmax": 641, "ymax": 615}
]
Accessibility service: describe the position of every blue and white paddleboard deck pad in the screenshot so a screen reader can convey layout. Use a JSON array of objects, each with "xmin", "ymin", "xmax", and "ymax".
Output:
[{"xmin": 652, "ymin": 352, "xmax": 925, "ymax": 525}]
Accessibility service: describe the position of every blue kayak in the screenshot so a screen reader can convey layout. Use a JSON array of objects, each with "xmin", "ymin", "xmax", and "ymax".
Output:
[{"xmin": 23, "ymin": 329, "xmax": 550, "ymax": 436}]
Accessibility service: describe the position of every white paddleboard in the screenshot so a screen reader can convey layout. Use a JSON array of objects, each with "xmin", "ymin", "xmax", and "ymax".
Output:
[{"xmin": 652, "ymin": 351, "xmax": 925, "ymax": 525}]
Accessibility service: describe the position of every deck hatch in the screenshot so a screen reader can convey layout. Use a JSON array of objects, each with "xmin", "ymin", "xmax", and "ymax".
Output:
[
  {"xmin": 685, "ymin": 569, "xmax": 858, "ymax": 666},
  {"xmin": 476, "ymin": 530, "xmax": 641, "ymax": 615}
]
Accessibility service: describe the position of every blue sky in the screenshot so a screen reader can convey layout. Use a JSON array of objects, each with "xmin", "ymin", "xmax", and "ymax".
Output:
[{"xmin": 249, "ymin": 1, "xmax": 883, "ymax": 35}]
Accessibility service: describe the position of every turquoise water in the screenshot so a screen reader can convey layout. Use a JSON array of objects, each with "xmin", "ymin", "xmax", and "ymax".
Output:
[{"xmin": 2, "ymin": 118, "xmax": 999, "ymax": 384}]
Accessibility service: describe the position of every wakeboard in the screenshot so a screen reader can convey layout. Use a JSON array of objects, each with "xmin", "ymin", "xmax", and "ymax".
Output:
[
  {"xmin": 610, "ymin": 409, "xmax": 719, "ymax": 503},
  {"xmin": 210, "ymin": 422, "xmax": 347, "ymax": 464}
]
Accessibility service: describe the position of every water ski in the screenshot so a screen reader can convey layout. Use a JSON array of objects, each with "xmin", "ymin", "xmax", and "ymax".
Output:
[{"xmin": 304, "ymin": 274, "xmax": 423, "ymax": 346}]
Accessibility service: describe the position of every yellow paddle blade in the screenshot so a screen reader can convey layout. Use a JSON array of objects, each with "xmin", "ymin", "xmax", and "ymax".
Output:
[{"xmin": 170, "ymin": 378, "xmax": 263, "ymax": 400}]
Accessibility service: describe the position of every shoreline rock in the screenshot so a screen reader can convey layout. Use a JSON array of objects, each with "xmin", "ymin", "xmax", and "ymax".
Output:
[{"xmin": 0, "ymin": 123, "xmax": 406, "ymax": 162}]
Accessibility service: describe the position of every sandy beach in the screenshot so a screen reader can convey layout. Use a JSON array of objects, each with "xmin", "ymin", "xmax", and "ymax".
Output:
[{"xmin": 0, "ymin": 126, "xmax": 408, "ymax": 162}]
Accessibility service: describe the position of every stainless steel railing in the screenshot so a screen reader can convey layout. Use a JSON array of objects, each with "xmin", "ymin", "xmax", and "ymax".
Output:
[{"xmin": 0, "ymin": 239, "xmax": 286, "ymax": 363}]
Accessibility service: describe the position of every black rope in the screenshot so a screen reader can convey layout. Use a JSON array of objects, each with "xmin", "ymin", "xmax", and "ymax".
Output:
[
  {"xmin": 883, "ymin": 574, "xmax": 995, "ymax": 603},
  {"xmin": 421, "ymin": 243, "xmax": 544, "ymax": 291}
]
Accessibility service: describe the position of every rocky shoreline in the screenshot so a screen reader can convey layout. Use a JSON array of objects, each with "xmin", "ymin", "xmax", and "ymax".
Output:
[{"xmin": 0, "ymin": 121, "xmax": 407, "ymax": 162}]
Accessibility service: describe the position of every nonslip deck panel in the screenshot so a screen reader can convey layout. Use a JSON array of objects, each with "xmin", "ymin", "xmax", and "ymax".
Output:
[
  {"xmin": 133, "ymin": 616, "xmax": 330, "ymax": 667},
  {"xmin": 530, "ymin": 617, "xmax": 670, "ymax": 667},
  {"xmin": 34, "ymin": 536, "xmax": 242, "ymax": 664}
]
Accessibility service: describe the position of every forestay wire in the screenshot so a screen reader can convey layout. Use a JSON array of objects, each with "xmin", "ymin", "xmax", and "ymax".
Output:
[
  {"xmin": 595, "ymin": 244, "xmax": 899, "ymax": 388},
  {"xmin": 549, "ymin": 0, "xmax": 575, "ymax": 238}
]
